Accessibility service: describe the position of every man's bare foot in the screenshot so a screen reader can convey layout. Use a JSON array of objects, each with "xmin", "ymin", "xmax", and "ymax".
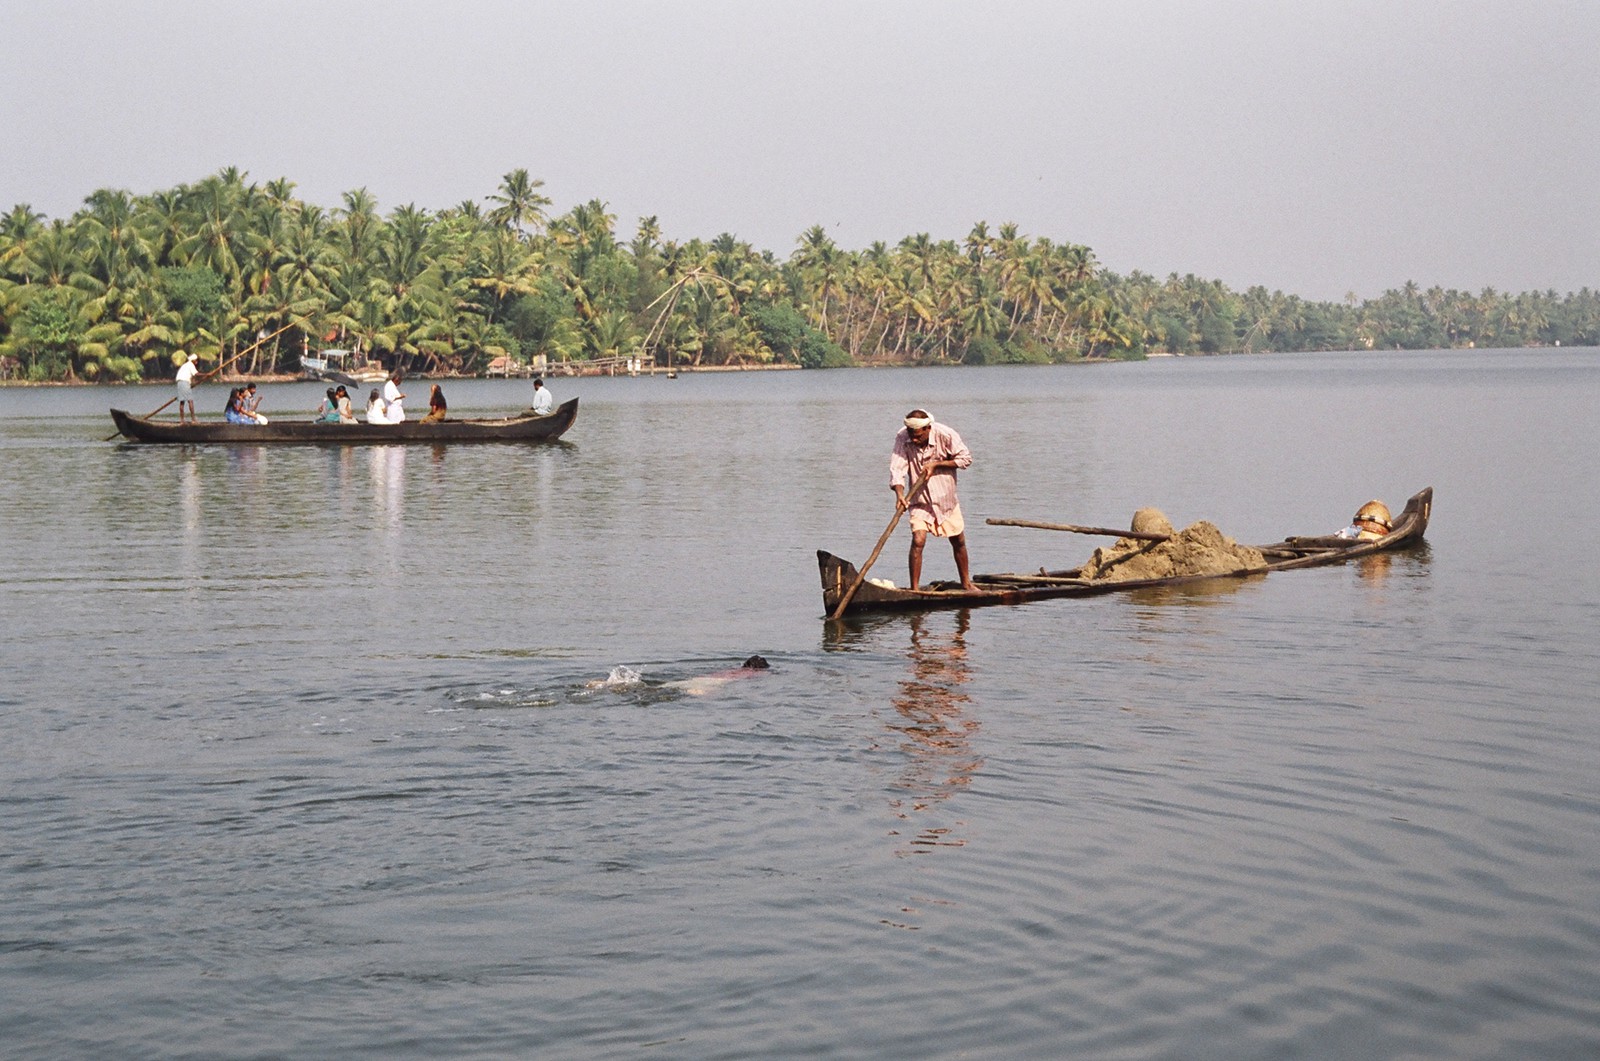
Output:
[{"xmin": 961, "ymin": 582, "xmax": 979, "ymax": 591}]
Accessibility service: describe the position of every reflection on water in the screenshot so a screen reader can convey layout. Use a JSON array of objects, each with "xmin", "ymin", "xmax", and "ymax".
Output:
[
  {"xmin": 223, "ymin": 443, "xmax": 266, "ymax": 485},
  {"xmin": 177, "ymin": 452, "xmax": 202, "ymax": 586},
  {"xmin": 1356, "ymin": 549, "xmax": 1393, "ymax": 585},
  {"xmin": 885, "ymin": 611, "xmax": 980, "ymax": 856},
  {"xmin": 1121, "ymin": 572, "xmax": 1257, "ymax": 609},
  {"xmin": 369, "ymin": 446, "xmax": 406, "ymax": 560}
]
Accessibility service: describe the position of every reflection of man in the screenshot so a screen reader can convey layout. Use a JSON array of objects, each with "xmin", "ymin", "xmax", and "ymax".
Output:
[
  {"xmin": 890, "ymin": 408, "xmax": 975, "ymax": 591},
  {"xmin": 531, "ymin": 377, "xmax": 554, "ymax": 415},
  {"xmin": 889, "ymin": 612, "xmax": 980, "ymax": 858}
]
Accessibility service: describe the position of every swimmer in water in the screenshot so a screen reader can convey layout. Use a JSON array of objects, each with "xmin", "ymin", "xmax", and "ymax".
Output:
[
  {"xmin": 667, "ymin": 655, "xmax": 769, "ymax": 696},
  {"xmin": 583, "ymin": 656, "xmax": 769, "ymax": 696}
]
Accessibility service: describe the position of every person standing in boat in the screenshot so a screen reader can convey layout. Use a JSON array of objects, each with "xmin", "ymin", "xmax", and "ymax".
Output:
[
  {"xmin": 891, "ymin": 408, "xmax": 976, "ymax": 591},
  {"xmin": 383, "ymin": 370, "xmax": 407, "ymax": 422},
  {"xmin": 531, "ymin": 377, "xmax": 554, "ymax": 415},
  {"xmin": 175, "ymin": 352, "xmax": 198, "ymax": 424}
]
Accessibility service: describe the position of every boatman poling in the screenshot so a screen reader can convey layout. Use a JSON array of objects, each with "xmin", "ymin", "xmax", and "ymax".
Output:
[{"xmin": 891, "ymin": 408, "xmax": 977, "ymax": 591}]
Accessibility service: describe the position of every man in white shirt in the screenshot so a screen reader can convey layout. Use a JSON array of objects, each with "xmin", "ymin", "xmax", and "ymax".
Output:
[
  {"xmin": 175, "ymin": 353, "xmax": 198, "ymax": 423},
  {"xmin": 383, "ymin": 370, "xmax": 407, "ymax": 422},
  {"xmin": 531, "ymin": 377, "xmax": 554, "ymax": 415}
]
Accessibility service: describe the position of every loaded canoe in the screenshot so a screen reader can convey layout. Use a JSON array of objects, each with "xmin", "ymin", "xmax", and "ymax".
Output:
[
  {"xmin": 820, "ymin": 487, "xmax": 1432, "ymax": 616},
  {"xmin": 109, "ymin": 398, "xmax": 578, "ymax": 444}
]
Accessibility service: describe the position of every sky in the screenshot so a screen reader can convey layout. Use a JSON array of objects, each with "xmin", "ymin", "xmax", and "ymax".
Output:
[{"xmin": 4, "ymin": 0, "xmax": 1597, "ymax": 302}]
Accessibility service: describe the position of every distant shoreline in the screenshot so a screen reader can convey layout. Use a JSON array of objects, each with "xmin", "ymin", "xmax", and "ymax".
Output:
[{"xmin": 0, "ymin": 362, "xmax": 810, "ymax": 388}]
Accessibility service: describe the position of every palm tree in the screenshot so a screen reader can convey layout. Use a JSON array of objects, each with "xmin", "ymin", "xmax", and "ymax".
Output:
[
  {"xmin": 137, "ymin": 187, "xmax": 191, "ymax": 268},
  {"xmin": 78, "ymin": 188, "xmax": 150, "ymax": 293},
  {"xmin": 0, "ymin": 204, "xmax": 46, "ymax": 288},
  {"xmin": 19, "ymin": 220, "xmax": 89, "ymax": 288},
  {"xmin": 469, "ymin": 229, "xmax": 543, "ymax": 325},
  {"xmin": 174, "ymin": 173, "xmax": 245, "ymax": 281},
  {"xmin": 487, "ymin": 168, "xmax": 552, "ymax": 240}
]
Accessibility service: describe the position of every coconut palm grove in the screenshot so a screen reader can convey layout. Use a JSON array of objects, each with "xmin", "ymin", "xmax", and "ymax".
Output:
[{"xmin": 1, "ymin": 167, "xmax": 1596, "ymax": 383}]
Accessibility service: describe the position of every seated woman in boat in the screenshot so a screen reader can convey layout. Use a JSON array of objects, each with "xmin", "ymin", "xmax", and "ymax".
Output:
[
  {"xmin": 420, "ymin": 384, "xmax": 447, "ymax": 423},
  {"xmin": 224, "ymin": 387, "xmax": 263, "ymax": 425},
  {"xmin": 335, "ymin": 385, "xmax": 357, "ymax": 424},
  {"xmin": 313, "ymin": 387, "xmax": 340, "ymax": 423},
  {"xmin": 365, "ymin": 388, "xmax": 393, "ymax": 424},
  {"xmin": 1336, "ymin": 500, "xmax": 1392, "ymax": 540}
]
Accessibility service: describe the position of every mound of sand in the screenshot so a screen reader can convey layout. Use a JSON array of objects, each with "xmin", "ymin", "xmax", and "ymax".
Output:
[{"xmin": 1080, "ymin": 519, "xmax": 1267, "ymax": 583}]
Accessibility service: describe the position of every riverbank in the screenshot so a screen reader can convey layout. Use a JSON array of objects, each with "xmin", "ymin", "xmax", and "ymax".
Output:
[{"xmin": 0, "ymin": 362, "xmax": 808, "ymax": 388}]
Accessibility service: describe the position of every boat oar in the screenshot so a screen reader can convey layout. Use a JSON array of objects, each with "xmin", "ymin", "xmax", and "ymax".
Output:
[
  {"xmin": 829, "ymin": 469, "xmax": 932, "ymax": 620},
  {"xmin": 985, "ymin": 517, "xmax": 1170, "ymax": 542},
  {"xmin": 106, "ymin": 318, "xmax": 306, "ymax": 440}
]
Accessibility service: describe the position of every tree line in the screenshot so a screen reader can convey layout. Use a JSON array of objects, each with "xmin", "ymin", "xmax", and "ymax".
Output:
[{"xmin": 2, "ymin": 166, "xmax": 1596, "ymax": 382}]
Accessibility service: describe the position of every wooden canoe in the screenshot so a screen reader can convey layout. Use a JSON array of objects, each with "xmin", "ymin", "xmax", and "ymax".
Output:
[
  {"xmin": 820, "ymin": 487, "xmax": 1432, "ymax": 616},
  {"xmin": 109, "ymin": 398, "xmax": 578, "ymax": 444}
]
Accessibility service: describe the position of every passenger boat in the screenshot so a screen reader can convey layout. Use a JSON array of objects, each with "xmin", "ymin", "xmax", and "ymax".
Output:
[
  {"xmin": 820, "ymin": 487, "xmax": 1432, "ymax": 616},
  {"xmin": 109, "ymin": 398, "xmax": 578, "ymax": 444}
]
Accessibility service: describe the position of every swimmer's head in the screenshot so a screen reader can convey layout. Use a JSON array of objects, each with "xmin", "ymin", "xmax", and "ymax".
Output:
[{"xmin": 742, "ymin": 655, "xmax": 770, "ymax": 670}]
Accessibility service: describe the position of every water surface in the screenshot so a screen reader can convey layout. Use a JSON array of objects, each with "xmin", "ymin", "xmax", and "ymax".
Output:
[{"xmin": 3, "ymin": 350, "xmax": 1598, "ymax": 1058}]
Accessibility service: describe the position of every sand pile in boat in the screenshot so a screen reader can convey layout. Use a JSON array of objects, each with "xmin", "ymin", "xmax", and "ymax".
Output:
[{"xmin": 1080, "ymin": 511, "xmax": 1267, "ymax": 582}]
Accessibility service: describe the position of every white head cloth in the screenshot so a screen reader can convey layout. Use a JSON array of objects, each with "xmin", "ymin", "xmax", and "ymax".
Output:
[{"xmin": 903, "ymin": 411, "xmax": 933, "ymax": 429}]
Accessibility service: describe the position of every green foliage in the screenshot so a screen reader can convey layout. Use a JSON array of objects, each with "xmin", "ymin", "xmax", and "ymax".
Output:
[
  {"xmin": 798, "ymin": 329, "xmax": 850, "ymax": 369},
  {"xmin": 159, "ymin": 265, "xmax": 226, "ymax": 334},
  {"xmin": 1197, "ymin": 311, "xmax": 1236, "ymax": 354},
  {"xmin": 960, "ymin": 336, "xmax": 1001, "ymax": 365},
  {"xmin": 747, "ymin": 302, "xmax": 807, "ymax": 356},
  {"xmin": 747, "ymin": 302, "xmax": 849, "ymax": 368},
  {"xmin": 5, "ymin": 287, "xmax": 80, "ymax": 377},
  {"xmin": 0, "ymin": 166, "xmax": 1594, "ymax": 383}
]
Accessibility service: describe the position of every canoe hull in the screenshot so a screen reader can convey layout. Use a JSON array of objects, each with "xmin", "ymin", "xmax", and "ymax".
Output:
[
  {"xmin": 822, "ymin": 487, "xmax": 1432, "ymax": 616},
  {"xmin": 110, "ymin": 398, "xmax": 578, "ymax": 444}
]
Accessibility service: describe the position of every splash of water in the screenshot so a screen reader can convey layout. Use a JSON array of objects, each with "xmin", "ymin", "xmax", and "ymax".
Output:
[{"xmin": 598, "ymin": 665, "xmax": 643, "ymax": 688}]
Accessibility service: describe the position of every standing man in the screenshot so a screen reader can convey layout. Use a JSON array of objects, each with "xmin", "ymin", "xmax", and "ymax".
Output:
[
  {"xmin": 175, "ymin": 353, "xmax": 198, "ymax": 424},
  {"xmin": 531, "ymin": 377, "xmax": 554, "ymax": 415},
  {"xmin": 383, "ymin": 369, "xmax": 407, "ymax": 423},
  {"xmin": 890, "ymin": 408, "xmax": 976, "ymax": 591}
]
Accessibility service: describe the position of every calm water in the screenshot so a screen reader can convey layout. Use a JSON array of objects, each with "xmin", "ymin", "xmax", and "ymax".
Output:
[{"xmin": 2, "ymin": 350, "xmax": 1597, "ymax": 1059}]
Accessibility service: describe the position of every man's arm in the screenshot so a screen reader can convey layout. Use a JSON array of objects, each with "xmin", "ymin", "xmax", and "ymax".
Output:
[{"xmin": 940, "ymin": 427, "xmax": 973, "ymax": 470}]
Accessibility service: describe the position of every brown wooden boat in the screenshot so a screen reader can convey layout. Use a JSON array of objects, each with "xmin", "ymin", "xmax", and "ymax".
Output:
[
  {"xmin": 820, "ymin": 487, "xmax": 1432, "ymax": 616},
  {"xmin": 109, "ymin": 398, "xmax": 578, "ymax": 444}
]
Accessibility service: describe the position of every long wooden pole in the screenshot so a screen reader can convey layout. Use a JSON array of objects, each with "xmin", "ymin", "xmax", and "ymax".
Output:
[
  {"xmin": 829, "ymin": 468, "xmax": 932, "ymax": 620},
  {"xmin": 106, "ymin": 318, "xmax": 310, "ymax": 441},
  {"xmin": 147, "ymin": 319, "xmax": 307, "ymax": 417},
  {"xmin": 985, "ymin": 517, "xmax": 1170, "ymax": 542}
]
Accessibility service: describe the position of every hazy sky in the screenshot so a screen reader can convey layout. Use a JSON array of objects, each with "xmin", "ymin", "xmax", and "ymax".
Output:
[{"xmin": 5, "ymin": 0, "xmax": 1597, "ymax": 301}]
